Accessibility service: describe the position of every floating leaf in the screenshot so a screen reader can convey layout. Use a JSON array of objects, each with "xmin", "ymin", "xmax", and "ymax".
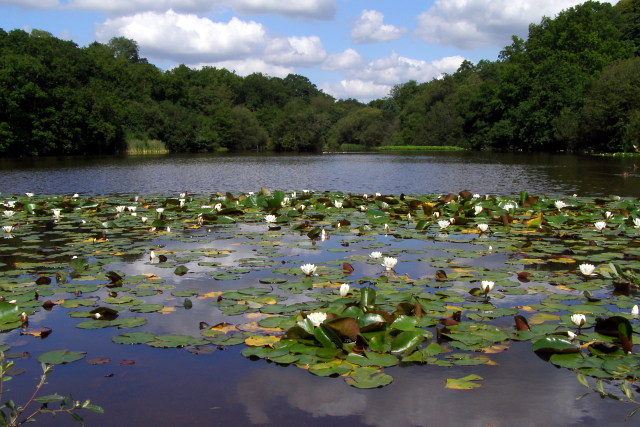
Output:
[
  {"xmin": 445, "ymin": 374, "xmax": 483, "ymax": 390},
  {"xmin": 38, "ymin": 350, "xmax": 86, "ymax": 365}
]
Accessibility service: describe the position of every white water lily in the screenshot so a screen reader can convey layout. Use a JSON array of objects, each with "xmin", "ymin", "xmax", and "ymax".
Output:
[
  {"xmin": 25, "ymin": 193, "xmax": 33, "ymax": 198},
  {"xmin": 149, "ymin": 250, "xmax": 156, "ymax": 261},
  {"xmin": 166, "ymin": 226, "xmax": 171, "ymax": 232},
  {"xmin": 179, "ymin": 199, "xmax": 185, "ymax": 208},
  {"xmin": 382, "ymin": 257, "xmax": 398, "ymax": 271},
  {"xmin": 291, "ymin": 191, "xmax": 296, "ymax": 199},
  {"xmin": 567, "ymin": 331, "xmax": 577, "ymax": 340},
  {"xmin": 307, "ymin": 312, "xmax": 327, "ymax": 327},
  {"xmin": 555, "ymin": 200, "xmax": 567, "ymax": 210},
  {"xmin": 214, "ymin": 203, "xmax": 222, "ymax": 212},
  {"xmin": 472, "ymin": 194, "xmax": 481, "ymax": 199},
  {"xmin": 179, "ymin": 193, "xmax": 186, "ymax": 199},
  {"xmin": 407, "ymin": 213, "xmax": 412, "ymax": 221},
  {"xmin": 571, "ymin": 313, "xmax": 586, "ymax": 327},
  {"xmin": 634, "ymin": 218, "xmax": 640, "ymax": 228},
  {"xmin": 384, "ymin": 224, "xmax": 391, "ymax": 232},
  {"xmin": 380, "ymin": 201, "xmax": 389, "ymax": 209},
  {"xmin": 503, "ymin": 203, "xmax": 515, "ymax": 211},
  {"xmin": 115, "ymin": 205, "xmax": 126, "ymax": 213},
  {"xmin": 369, "ymin": 251, "xmax": 383, "ymax": 259},
  {"xmin": 281, "ymin": 197, "xmax": 290, "ymax": 207},
  {"xmin": 438, "ymin": 220, "xmax": 451, "ymax": 230},
  {"xmin": 2, "ymin": 225, "xmax": 14, "ymax": 233},
  {"xmin": 156, "ymin": 208, "xmax": 164, "ymax": 214},
  {"xmin": 264, "ymin": 214, "xmax": 277, "ymax": 223},
  {"xmin": 579, "ymin": 263, "xmax": 596, "ymax": 276},
  {"xmin": 594, "ymin": 221, "xmax": 606, "ymax": 231},
  {"xmin": 51, "ymin": 209, "xmax": 62, "ymax": 219},
  {"xmin": 127, "ymin": 206, "xmax": 137, "ymax": 213},
  {"xmin": 480, "ymin": 280, "xmax": 494, "ymax": 293},
  {"xmin": 3, "ymin": 211, "xmax": 14, "ymax": 218},
  {"xmin": 5, "ymin": 201, "xmax": 15, "ymax": 208},
  {"xmin": 334, "ymin": 200, "xmax": 343, "ymax": 208},
  {"xmin": 72, "ymin": 193, "xmax": 79, "ymax": 198},
  {"xmin": 433, "ymin": 212, "xmax": 440, "ymax": 218},
  {"xmin": 141, "ymin": 216, "xmax": 148, "ymax": 223},
  {"xmin": 375, "ymin": 193, "xmax": 381, "ymax": 197},
  {"xmin": 359, "ymin": 205, "xmax": 367, "ymax": 212},
  {"xmin": 632, "ymin": 305, "xmax": 639, "ymax": 316},
  {"xmin": 339, "ymin": 283, "xmax": 350, "ymax": 297},
  {"xmin": 474, "ymin": 205, "xmax": 483, "ymax": 215},
  {"xmin": 477, "ymin": 223, "xmax": 489, "ymax": 233},
  {"xmin": 300, "ymin": 263, "xmax": 317, "ymax": 276},
  {"xmin": 320, "ymin": 229, "xmax": 327, "ymax": 241},
  {"xmin": 605, "ymin": 211, "xmax": 613, "ymax": 219},
  {"xmin": 362, "ymin": 194, "xmax": 368, "ymax": 199}
]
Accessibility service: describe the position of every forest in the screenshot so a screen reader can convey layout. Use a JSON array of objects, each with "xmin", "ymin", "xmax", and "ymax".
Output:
[{"xmin": 0, "ymin": 0, "xmax": 639, "ymax": 156}]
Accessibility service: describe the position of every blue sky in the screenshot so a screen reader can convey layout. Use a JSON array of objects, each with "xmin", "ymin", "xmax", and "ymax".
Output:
[{"xmin": 0, "ymin": 1, "xmax": 617, "ymax": 102}]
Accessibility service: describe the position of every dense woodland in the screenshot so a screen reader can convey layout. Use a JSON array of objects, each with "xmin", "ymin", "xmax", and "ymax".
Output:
[{"xmin": 1, "ymin": 0, "xmax": 639, "ymax": 156}]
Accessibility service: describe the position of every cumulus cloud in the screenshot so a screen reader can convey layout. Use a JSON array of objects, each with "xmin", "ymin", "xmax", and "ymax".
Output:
[
  {"xmin": 349, "ymin": 52, "xmax": 465, "ymax": 85},
  {"xmin": 95, "ymin": 10, "xmax": 266, "ymax": 62},
  {"xmin": 68, "ymin": 0, "xmax": 215, "ymax": 15},
  {"xmin": 197, "ymin": 58, "xmax": 293, "ymax": 77},
  {"xmin": 415, "ymin": 0, "xmax": 586, "ymax": 50},
  {"xmin": 233, "ymin": 0, "xmax": 336, "ymax": 20},
  {"xmin": 263, "ymin": 35, "xmax": 327, "ymax": 66},
  {"xmin": 322, "ymin": 48, "xmax": 363, "ymax": 71},
  {"xmin": 351, "ymin": 9, "xmax": 405, "ymax": 44},
  {"xmin": 322, "ymin": 80, "xmax": 391, "ymax": 103}
]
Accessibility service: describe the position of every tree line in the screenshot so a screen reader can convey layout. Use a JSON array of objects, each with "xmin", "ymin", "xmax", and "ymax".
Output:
[{"xmin": 0, "ymin": 0, "xmax": 639, "ymax": 156}]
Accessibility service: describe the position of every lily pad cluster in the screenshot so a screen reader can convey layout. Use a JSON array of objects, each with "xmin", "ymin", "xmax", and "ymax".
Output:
[{"xmin": 0, "ymin": 190, "xmax": 638, "ymax": 404}]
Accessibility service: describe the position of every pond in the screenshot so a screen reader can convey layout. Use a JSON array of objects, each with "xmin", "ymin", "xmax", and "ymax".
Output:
[
  {"xmin": 0, "ymin": 153, "xmax": 639, "ymax": 426},
  {"xmin": 1, "ymin": 151, "xmax": 639, "ymax": 197}
]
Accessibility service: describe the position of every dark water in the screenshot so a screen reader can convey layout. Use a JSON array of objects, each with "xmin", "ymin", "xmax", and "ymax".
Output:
[
  {"xmin": 1, "ymin": 152, "xmax": 638, "ymax": 426},
  {"xmin": 1, "ymin": 151, "xmax": 639, "ymax": 197}
]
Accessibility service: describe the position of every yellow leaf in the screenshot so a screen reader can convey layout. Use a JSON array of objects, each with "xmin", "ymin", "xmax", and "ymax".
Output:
[
  {"xmin": 485, "ymin": 359, "xmax": 500, "ymax": 366},
  {"xmin": 524, "ymin": 212, "xmax": 543, "ymax": 228},
  {"xmin": 556, "ymin": 285, "xmax": 575, "ymax": 292},
  {"xmin": 515, "ymin": 306, "xmax": 535, "ymax": 312},
  {"xmin": 244, "ymin": 335, "xmax": 280, "ymax": 347},
  {"xmin": 529, "ymin": 313, "xmax": 560, "ymax": 325},
  {"xmin": 548, "ymin": 258, "xmax": 576, "ymax": 264},
  {"xmin": 209, "ymin": 323, "xmax": 238, "ymax": 334},
  {"xmin": 480, "ymin": 344, "xmax": 509, "ymax": 354},
  {"xmin": 158, "ymin": 307, "xmax": 176, "ymax": 315},
  {"xmin": 197, "ymin": 291, "xmax": 223, "ymax": 300}
]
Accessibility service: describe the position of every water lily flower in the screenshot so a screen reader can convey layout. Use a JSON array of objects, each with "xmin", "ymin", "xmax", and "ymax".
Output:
[
  {"xmin": 281, "ymin": 197, "xmax": 290, "ymax": 206},
  {"xmin": 5, "ymin": 201, "xmax": 15, "ymax": 208},
  {"xmin": 339, "ymin": 283, "xmax": 350, "ymax": 297},
  {"xmin": 141, "ymin": 216, "xmax": 148, "ymax": 223},
  {"xmin": 380, "ymin": 201, "xmax": 389, "ymax": 209},
  {"xmin": 166, "ymin": 226, "xmax": 171, "ymax": 232},
  {"xmin": 634, "ymin": 218, "xmax": 640, "ymax": 229},
  {"xmin": 363, "ymin": 194, "xmax": 368, "ymax": 199},
  {"xmin": 570, "ymin": 313, "xmax": 586, "ymax": 327},
  {"xmin": 300, "ymin": 263, "xmax": 317, "ymax": 276},
  {"xmin": 480, "ymin": 280, "xmax": 494, "ymax": 293},
  {"xmin": 179, "ymin": 192, "xmax": 186, "ymax": 199},
  {"xmin": 474, "ymin": 206, "xmax": 483, "ymax": 215},
  {"xmin": 179, "ymin": 199, "xmax": 185, "ymax": 208},
  {"xmin": 156, "ymin": 208, "xmax": 164, "ymax": 214},
  {"xmin": 477, "ymin": 223, "xmax": 489, "ymax": 233},
  {"xmin": 149, "ymin": 250, "xmax": 156, "ymax": 261},
  {"xmin": 375, "ymin": 193, "xmax": 381, "ymax": 197},
  {"xmin": 291, "ymin": 191, "xmax": 296, "ymax": 198},
  {"xmin": 320, "ymin": 229, "xmax": 327, "ymax": 241},
  {"xmin": 264, "ymin": 214, "xmax": 277, "ymax": 223},
  {"xmin": 369, "ymin": 251, "xmax": 382, "ymax": 259},
  {"xmin": 579, "ymin": 263, "xmax": 596, "ymax": 276},
  {"xmin": 555, "ymin": 200, "xmax": 567, "ymax": 210},
  {"xmin": 605, "ymin": 211, "xmax": 613, "ymax": 219},
  {"xmin": 503, "ymin": 203, "xmax": 515, "ymax": 211},
  {"xmin": 214, "ymin": 203, "xmax": 222, "ymax": 212},
  {"xmin": 433, "ymin": 212, "xmax": 440, "ymax": 218},
  {"xmin": 307, "ymin": 312, "xmax": 327, "ymax": 327},
  {"xmin": 384, "ymin": 223, "xmax": 391, "ymax": 232},
  {"xmin": 2, "ymin": 225, "xmax": 14, "ymax": 233},
  {"xmin": 473, "ymin": 194, "xmax": 481, "ymax": 199},
  {"xmin": 115, "ymin": 205, "xmax": 126, "ymax": 213},
  {"xmin": 407, "ymin": 213, "xmax": 412, "ymax": 221},
  {"xmin": 72, "ymin": 193, "xmax": 79, "ymax": 198},
  {"xmin": 334, "ymin": 200, "xmax": 343, "ymax": 208},
  {"xmin": 567, "ymin": 331, "xmax": 577, "ymax": 340},
  {"xmin": 438, "ymin": 220, "xmax": 451, "ymax": 230},
  {"xmin": 594, "ymin": 221, "xmax": 606, "ymax": 231},
  {"xmin": 632, "ymin": 305, "xmax": 639, "ymax": 316},
  {"xmin": 382, "ymin": 257, "xmax": 398, "ymax": 271},
  {"xmin": 3, "ymin": 211, "xmax": 14, "ymax": 218},
  {"xmin": 25, "ymin": 193, "xmax": 33, "ymax": 198},
  {"xmin": 359, "ymin": 205, "xmax": 367, "ymax": 212},
  {"xmin": 51, "ymin": 209, "xmax": 62, "ymax": 219},
  {"xmin": 127, "ymin": 206, "xmax": 137, "ymax": 213}
]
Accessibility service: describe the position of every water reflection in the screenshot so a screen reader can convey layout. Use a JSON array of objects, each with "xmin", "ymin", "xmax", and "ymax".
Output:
[{"xmin": 1, "ymin": 152, "xmax": 639, "ymax": 197}]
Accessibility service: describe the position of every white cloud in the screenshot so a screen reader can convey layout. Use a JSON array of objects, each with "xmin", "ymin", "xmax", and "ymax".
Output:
[
  {"xmin": 351, "ymin": 9, "xmax": 405, "ymax": 44},
  {"xmin": 264, "ymin": 35, "xmax": 326, "ymax": 66},
  {"xmin": 233, "ymin": 0, "xmax": 336, "ymax": 20},
  {"xmin": 349, "ymin": 52, "xmax": 465, "ymax": 85},
  {"xmin": 322, "ymin": 80, "xmax": 391, "ymax": 102},
  {"xmin": 322, "ymin": 48, "xmax": 363, "ymax": 71},
  {"xmin": 68, "ymin": 0, "xmax": 216, "ymax": 15},
  {"xmin": 194, "ymin": 59, "xmax": 292, "ymax": 77},
  {"xmin": 415, "ymin": 0, "xmax": 587, "ymax": 50},
  {"xmin": 95, "ymin": 10, "xmax": 266, "ymax": 62}
]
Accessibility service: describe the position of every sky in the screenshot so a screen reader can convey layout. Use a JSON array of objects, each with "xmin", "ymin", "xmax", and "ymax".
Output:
[{"xmin": 0, "ymin": 0, "xmax": 619, "ymax": 102}]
